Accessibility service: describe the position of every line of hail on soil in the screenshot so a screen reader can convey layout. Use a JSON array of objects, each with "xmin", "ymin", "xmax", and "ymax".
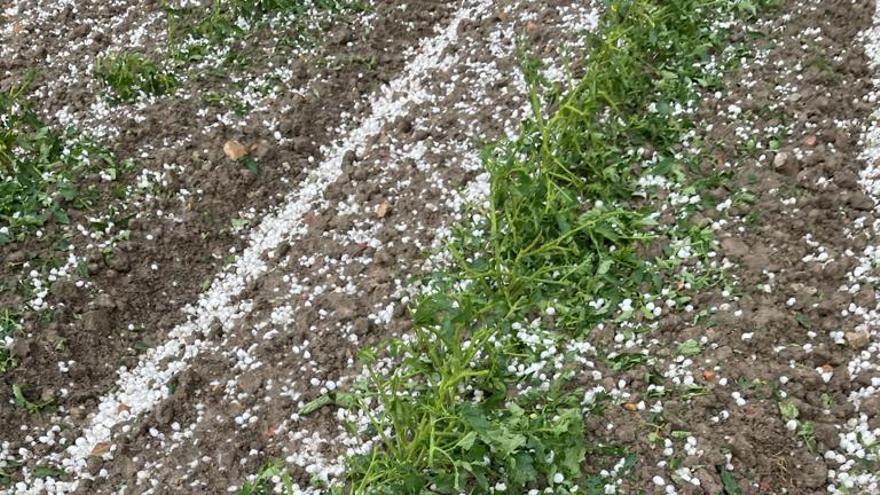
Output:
[
  {"xmin": 7, "ymin": 1, "xmax": 493, "ymax": 493},
  {"xmin": 1, "ymin": 0, "xmax": 379, "ymax": 342},
  {"xmin": 825, "ymin": 4, "xmax": 880, "ymax": 492},
  {"xmin": 212, "ymin": 4, "xmax": 601, "ymax": 492}
]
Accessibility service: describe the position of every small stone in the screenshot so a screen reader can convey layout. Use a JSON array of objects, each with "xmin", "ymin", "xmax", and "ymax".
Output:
[
  {"xmin": 6, "ymin": 250, "xmax": 27, "ymax": 263},
  {"xmin": 70, "ymin": 406, "xmax": 88, "ymax": 421},
  {"xmin": 773, "ymin": 151, "xmax": 800, "ymax": 176},
  {"xmin": 376, "ymin": 200, "xmax": 392, "ymax": 219},
  {"xmin": 813, "ymin": 422, "xmax": 839, "ymax": 448},
  {"xmin": 249, "ymin": 140, "xmax": 271, "ymax": 160},
  {"xmin": 10, "ymin": 339, "xmax": 32, "ymax": 359},
  {"xmin": 223, "ymin": 140, "xmax": 248, "ymax": 161},
  {"xmin": 526, "ymin": 21, "xmax": 539, "ymax": 34},
  {"xmin": 729, "ymin": 433, "xmax": 752, "ymax": 460},
  {"xmin": 798, "ymin": 458, "xmax": 827, "ymax": 488},
  {"xmin": 845, "ymin": 331, "xmax": 869, "ymax": 350},
  {"xmin": 803, "ymin": 134, "xmax": 818, "ymax": 147},
  {"xmin": 773, "ymin": 151, "xmax": 790, "ymax": 168},
  {"xmin": 82, "ymin": 309, "xmax": 111, "ymax": 334}
]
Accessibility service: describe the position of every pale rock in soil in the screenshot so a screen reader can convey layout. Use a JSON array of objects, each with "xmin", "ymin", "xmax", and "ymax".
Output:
[
  {"xmin": 773, "ymin": 150, "xmax": 800, "ymax": 176},
  {"xmin": 223, "ymin": 140, "xmax": 248, "ymax": 160},
  {"xmin": 376, "ymin": 200, "xmax": 392, "ymax": 219},
  {"xmin": 845, "ymin": 330, "xmax": 870, "ymax": 349}
]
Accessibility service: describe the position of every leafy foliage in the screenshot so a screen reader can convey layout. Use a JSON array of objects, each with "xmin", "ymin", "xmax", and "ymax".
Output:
[
  {"xmin": 341, "ymin": 0, "xmax": 749, "ymax": 493},
  {"xmin": 238, "ymin": 463, "xmax": 294, "ymax": 495},
  {"xmin": 0, "ymin": 309, "xmax": 19, "ymax": 375},
  {"xmin": 165, "ymin": 0, "xmax": 369, "ymax": 63},
  {"xmin": 0, "ymin": 78, "xmax": 126, "ymax": 245},
  {"xmin": 94, "ymin": 52, "xmax": 180, "ymax": 103}
]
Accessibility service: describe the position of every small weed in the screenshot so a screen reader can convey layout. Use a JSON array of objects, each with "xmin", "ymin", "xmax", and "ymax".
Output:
[
  {"xmin": 1, "ymin": 77, "xmax": 126, "ymax": 244},
  {"xmin": 11, "ymin": 384, "xmax": 53, "ymax": 414},
  {"xmin": 94, "ymin": 52, "xmax": 179, "ymax": 104},
  {"xmin": 719, "ymin": 467, "xmax": 742, "ymax": 494},
  {"xmin": 0, "ymin": 309, "xmax": 19, "ymax": 374},
  {"xmin": 238, "ymin": 462, "xmax": 294, "ymax": 495},
  {"xmin": 0, "ymin": 457, "xmax": 22, "ymax": 487},
  {"xmin": 165, "ymin": 0, "xmax": 369, "ymax": 63},
  {"xmin": 798, "ymin": 420, "xmax": 816, "ymax": 451}
]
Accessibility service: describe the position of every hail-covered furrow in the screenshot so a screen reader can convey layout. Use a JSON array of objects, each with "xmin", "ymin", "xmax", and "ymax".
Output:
[
  {"xmin": 90, "ymin": 3, "xmax": 601, "ymax": 493},
  {"xmin": 2, "ymin": 2, "xmax": 515, "ymax": 493},
  {"xmin": 2, "ymin": 2, "xmax": 443, "ymax": 484},
  {"xmin": 823, "ymin": 3, "xmax": 880, "ymax": 491}
]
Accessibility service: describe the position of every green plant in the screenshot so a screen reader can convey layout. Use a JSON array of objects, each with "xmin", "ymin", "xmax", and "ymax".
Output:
[
  {"xmin": 94, "ymin": 52, "xmax": 179, "ymax": 103},
  {"xmin": 165, "ymin": 0, "xmax": 368, "ymax": 63},
  {"xmin": 341, "ymin": 0, "xmax": 752, "ymax": 493},
  {"xmin": 11, "ymin": 384, "xmax": 53, "ymax": 414},
  {"xmin": 238, "ymin": 462, "xmax": 294, "ymax": 495},
  {"xmin": 0, "ymin": 78, "xmax": 124, "ymax": 244},
  {"xmin": 0, "ymin": 309, "xmax": 19, "ymax": 374}
]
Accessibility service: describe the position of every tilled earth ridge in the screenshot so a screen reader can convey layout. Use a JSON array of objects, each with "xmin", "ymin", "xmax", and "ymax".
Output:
[
  {"xmin": 0, "ymin": 1, "xmax": 589, "ymax": 494},
  {"xmin": 87, "ymin": 2, "xmax": 601, "ymax": 493},
  {"xmin": 0, "ymin": 0, "xmax": 454, "ymax": 480},
  {"xmin": 570, "ymin": 0, "xmax": 880, "ymax": 493},
  {"xmin": 0, "ymin": 0, "xmax": 457, "ymax": 491}
]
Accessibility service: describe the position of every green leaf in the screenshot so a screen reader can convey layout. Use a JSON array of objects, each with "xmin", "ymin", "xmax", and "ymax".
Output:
[
  {"xmin": 720, "ymin": 468, "xmax": 741, "ymax": 495},
  {"xmin": 670, "ymin": 430, "xmax": 692, "ymax": 440},
  {"xmin": 778, "ymin": 400, "xmax": 799, "ymax": 421},
  {"xmin": 299, "ymin": 394, "xmax": 332, "ymax": 416},
  {"xmin": 454, "ymin": 431, "xmax": 477, "ymax": 451},
  {"xmin": 597, "ymin": 258, "xmax": 613, "ymax": 275},
  {"xmin": 510, "ymin": 453, "xmax": 537, "ymax": 486},
  {"xmin": 334, "ymin": 392, "xmax": 358, "ymax": 410},
  {"xmin": 53, "ymin": 208, "xmax": 70, "ymax": 225},
  {"xmin": 461, "ymin": 405, "xmax": 492, "ymax": 436},
  {"xmin": 677, "ymin": 339, "xmax": 702, "ymax": 356},
  {"xmin": 488, "ymin": 429, "xmax": 526, "ymax": 457}
]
